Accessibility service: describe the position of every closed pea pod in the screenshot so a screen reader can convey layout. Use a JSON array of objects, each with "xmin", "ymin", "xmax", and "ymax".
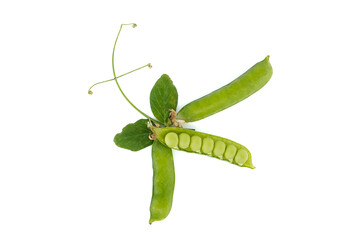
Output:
[
  {"xmin": 176, "ymin": 56, "xmax": 272, "ymax": 122},
  {"xmin": 153, "ymin": 127, "xmax": 254, "ymax": 169},
  {"xmin": 149, "ymin": 140, "xmax": 175, "ymax": 224}
]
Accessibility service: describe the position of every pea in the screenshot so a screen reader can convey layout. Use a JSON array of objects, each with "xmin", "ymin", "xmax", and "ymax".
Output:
[
  {"xmin": 176, "ymin": 56, "xmax": 272, "ymax": 122},
  {"xmin": 224, "ymin": 145, "xmax": 237, "ymax": 162},
  {"xmin": 213, "ymin": 141, "xmax": 226, "ymax": 158},
  {"xmin": 153, "ymin": 127, "xmax": 254, "ymax": 169},
  {"xmin": 202, "ymin": 137, "xmax": 214, "ymax": 154},
  {"xmin": 179, "ymin": 133, "xmax": 190, "ymax": 149},
  {"xmin": 234, "ymin": 149, "xmax": 248, "ymax": 166},
  {"xmin": 149, "ymin": 140, "xmax": 175, "ymax": 224},
  {"xmin": 190, "ymin": 135, "xmax": 202, "ymax": 152},
  {"xmin": 165, "ymin": 132, "xmax": 179, "ymax": 149}
]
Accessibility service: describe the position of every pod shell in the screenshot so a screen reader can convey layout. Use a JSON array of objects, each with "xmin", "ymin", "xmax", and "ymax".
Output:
[
  {"xmin": 177, "ymin": 56, "xmax": 273, "ymax": 122},
  {"xmin": 149, "ymin": 140, "xmax": 175, "ymax": 224},
  {"xmin": 153, "ymin": 127, "xmax": 254, "ymax": 169}
]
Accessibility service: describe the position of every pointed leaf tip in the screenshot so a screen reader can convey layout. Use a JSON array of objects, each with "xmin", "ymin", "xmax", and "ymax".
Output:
[{"xmin": 150, "ymin": 74, "xmax": 178, "ymax": 125}]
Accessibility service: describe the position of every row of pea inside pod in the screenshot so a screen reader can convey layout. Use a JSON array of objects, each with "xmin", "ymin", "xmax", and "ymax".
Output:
[{"xmin": 152, "ymin": 127, "xmax": 254, "ymax": 169}]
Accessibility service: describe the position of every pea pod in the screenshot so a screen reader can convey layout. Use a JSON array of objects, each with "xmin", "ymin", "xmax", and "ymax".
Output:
[
  {"xmin": 149, "ymin": 140, "xmax": 175, "ymax": 224},
  {"xmin": 153, "ymin": 127, "xmax": 254, "ymax": 169},
  {"xmin": 176, "ymin": 56, "xmax": 273, "ymax": 122}
]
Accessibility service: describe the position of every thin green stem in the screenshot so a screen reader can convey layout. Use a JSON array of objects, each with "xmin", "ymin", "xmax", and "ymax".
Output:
[
  {"xmin": 111, "ymin": 23, "xmax": 160, "ymax": 124},
  {"xmin": 88, "ymin": 63, "xmax": 151, "ymax": 94}
]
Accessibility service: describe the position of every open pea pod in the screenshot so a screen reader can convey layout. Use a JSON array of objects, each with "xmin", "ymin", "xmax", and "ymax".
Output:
[
  {"xmin": 176, "ymin": 56, "xmax": 272, "ymax": 122},
  {"xmin": 149, "ymin": 140, "xmax": 175, "ymax": 224},
  {"xmin": 153, "ymin": 127, "xmax": 254, "ymax": 169}
]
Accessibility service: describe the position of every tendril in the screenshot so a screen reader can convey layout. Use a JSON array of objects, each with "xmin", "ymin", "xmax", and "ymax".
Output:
[
  {"xmin": 88, "ymin": 63, "xmax": 151, "ymax": 95},
  {"xmin": 92, "ymin": 23, "xmax": 160, "ymax": 124}
]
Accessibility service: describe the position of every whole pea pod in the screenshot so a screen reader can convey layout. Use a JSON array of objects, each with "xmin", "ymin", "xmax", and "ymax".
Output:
[
  {"xmin": 153, "ymin": 127, "xmax": 254, "ymax": 169},
  {"xmin": 176, "ymin": 56, "xmax": 273, "ymax": 122},
  {"xmin": 149, "ymin": 140, "xmax": 175, "ymax": 224}
]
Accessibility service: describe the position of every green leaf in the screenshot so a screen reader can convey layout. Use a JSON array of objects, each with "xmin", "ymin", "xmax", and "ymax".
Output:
[
  {"xmin": 150, "ymin": 74, "xmax": 178, "ymax": 125},
  {"xmin": 114, "ymin": 119, "xmax": 153, "ymax": 151}
]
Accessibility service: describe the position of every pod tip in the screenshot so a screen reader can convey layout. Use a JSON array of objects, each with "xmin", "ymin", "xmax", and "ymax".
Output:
[{"xmin": 265, "ymin": 55, "xmax": 270, "ymax": 60}]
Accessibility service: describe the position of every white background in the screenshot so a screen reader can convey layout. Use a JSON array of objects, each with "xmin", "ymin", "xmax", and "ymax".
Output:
[{"xmin": 1, "ymin": 0, "xmax": 360, "ymax": 239}]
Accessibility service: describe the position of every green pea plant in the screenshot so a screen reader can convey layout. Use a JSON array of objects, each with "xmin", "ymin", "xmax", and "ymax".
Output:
[{"xmin": 88, "ymin": 23, "xmax": 273, "ymax": 224}]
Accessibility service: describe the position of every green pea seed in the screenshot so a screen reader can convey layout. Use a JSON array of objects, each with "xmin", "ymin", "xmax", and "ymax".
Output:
[
  {"xmin": 202, "ymin": 137, "xmax": 214, "ymax": 154},
  {"xmin": 224, "ymin": 145, "xmax": 237, "ymax": 161},
  {"xmin": 213, "ymin": 141, "xmax": 226, "ymax": 157},
  {"xmin": 165, "ymin": 132, "xmax": 178, "ymax": 148},
  {"xmin": 190, "ymin": 135, "xmax": 202, "ymax": 152},
  {"xmin": 234, "ymin": 149, "xmax": 248, "ymax": 166},
  {"xmin": 179, "ymin": 133, "xmax": 190, "ymax": 149}
]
